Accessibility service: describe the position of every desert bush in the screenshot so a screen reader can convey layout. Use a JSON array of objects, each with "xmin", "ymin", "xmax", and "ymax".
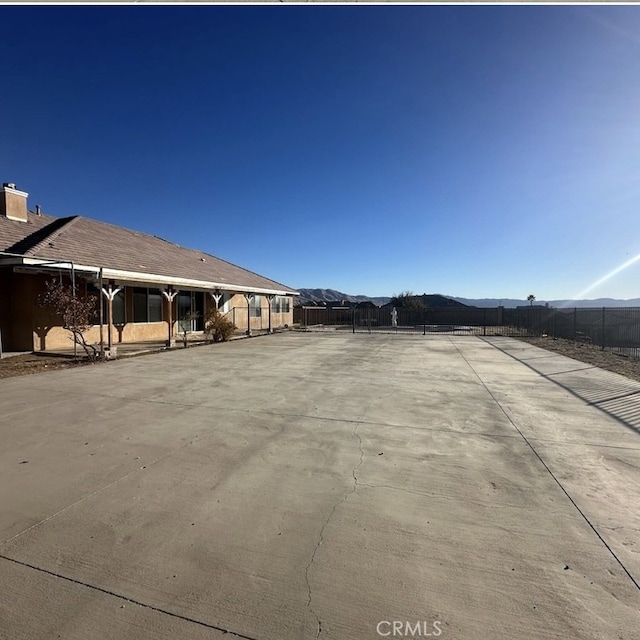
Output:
[{"xmin": 204, "ymin": 308, "xmax": 236, "ymax": 343}]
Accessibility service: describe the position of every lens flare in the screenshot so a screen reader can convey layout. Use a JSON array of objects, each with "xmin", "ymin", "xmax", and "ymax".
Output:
[{"xmin": 569, "ymin": 252, "xmax": 640, "ymax": 303}]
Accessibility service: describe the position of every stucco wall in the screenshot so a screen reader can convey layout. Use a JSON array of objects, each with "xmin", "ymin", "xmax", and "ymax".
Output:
[
  {"xmin": 1, "ymin": 271, "xmax": 55, "ymax": 351},
  {"xmin": 1, "ymin": 189, "xmax": 28, "ymax": 222},
  {"xmin": 0, "ymin": 268, "xmax": 12, "ymax": 350},
  {"xmin": 0, "ymin": 270, "xmax": 295, "ymax": 352}
]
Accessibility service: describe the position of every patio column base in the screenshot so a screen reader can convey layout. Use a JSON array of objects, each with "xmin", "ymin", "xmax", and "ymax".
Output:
[{"xmin": 104, "ymin": 346, "xmax": 118, "ymax": 360}]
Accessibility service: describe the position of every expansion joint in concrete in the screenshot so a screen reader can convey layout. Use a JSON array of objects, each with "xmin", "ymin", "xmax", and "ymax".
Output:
[
  {"xmin": 453, "ymin": 338, "xmax": 640, "ymax": 595},
  {"xmin": 0, "ymin": 554, "xmax": 260, "ymax": 640}
]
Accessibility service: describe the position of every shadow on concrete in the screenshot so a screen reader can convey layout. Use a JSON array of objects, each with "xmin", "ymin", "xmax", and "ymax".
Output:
[{"xmin": 485, "ymin": 337, "xmax": 640, "ymax": 437}]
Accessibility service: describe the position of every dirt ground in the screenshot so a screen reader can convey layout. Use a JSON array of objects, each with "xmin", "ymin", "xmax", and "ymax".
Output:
[
  {"xmin": 3, "ymin": 336, "xmax": 640, "ymax": 383},
  {"xmin": 0, "ymin": 354, "xmax": 94, "ymax": 379}
]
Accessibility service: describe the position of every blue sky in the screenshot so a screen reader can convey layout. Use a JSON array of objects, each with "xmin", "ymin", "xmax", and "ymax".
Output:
[{"xmin": 3, "ymin": 6, "xmax": 640, "ymax": 301}]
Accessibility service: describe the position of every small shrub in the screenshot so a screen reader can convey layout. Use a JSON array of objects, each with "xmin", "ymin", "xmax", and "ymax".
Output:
[{"xmin": 204, "ymin": 308, "xmax": 236, "ymax": 343}]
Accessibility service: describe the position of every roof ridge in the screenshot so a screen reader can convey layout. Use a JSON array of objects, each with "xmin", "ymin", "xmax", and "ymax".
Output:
[{"xmin": 25, "ymin": 216, "xmax": 80, "ymax": 256}]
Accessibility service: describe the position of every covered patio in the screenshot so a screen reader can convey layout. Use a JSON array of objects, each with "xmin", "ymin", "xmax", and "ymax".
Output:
[{"xmin": 0, "ymin": 181, "xmax": 297, "ymax": 354}]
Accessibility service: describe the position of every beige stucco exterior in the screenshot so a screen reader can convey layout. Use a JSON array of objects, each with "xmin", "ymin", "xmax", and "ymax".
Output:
[
  {"xmin": 0, "ymin": 270, "xmax": 294, "ymax": 352},
  {"xmin": 0, "ymin": 185, "xmax": 28, "ymax": 222}
]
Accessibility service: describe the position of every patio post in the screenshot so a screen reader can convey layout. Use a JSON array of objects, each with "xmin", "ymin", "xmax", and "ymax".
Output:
[
  {"xmin": 244, "ymin": 293, "xmax": 254, "ymax": 336},
  {"xmin": 100, "ymin": 281, "xmax": 122, "ymax": 351},
  {"xmin": 266, "ymin": 294, "xmax": 275, "ymax": 333},
  {"xmin": 98, "ymin": 268, "xmax": 104, "ymax": 358},
  {"xmin": 210, "ymin": 290, "xmax": 223, "ymax": 310},
  {"xmin": 162, "ymin": 288, "xmax": 178, "ymax": 347}
]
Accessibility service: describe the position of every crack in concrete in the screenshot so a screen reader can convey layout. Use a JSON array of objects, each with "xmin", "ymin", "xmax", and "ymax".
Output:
[
  {"xmin": 304, "ymin": 423, "xmax": 365, "ymax": 639},
  {"xmin": 352, "ymin": 424, "xmax": 364, "ymax": 487}
]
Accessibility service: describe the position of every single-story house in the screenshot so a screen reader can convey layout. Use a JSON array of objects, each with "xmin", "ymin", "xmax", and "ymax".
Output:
[{"xmin": 0, "ymin": 182, "xmax": 298, "ymax": 353}]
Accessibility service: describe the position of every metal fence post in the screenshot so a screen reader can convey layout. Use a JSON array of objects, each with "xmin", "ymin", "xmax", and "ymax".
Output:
[
  {"xmin": 483, "ymin": 308, "xmax": 487, "ymax": 336},
  {"xmin": 573, "ymin": 308, "xmax": 577, "ymax": 340},
  {"xmin": 601, "ymin": 307, "xmax": 606, "ymax": 350},
  {"xmin": 352, "ymin": 308, "xmax": 355, "ymax": 334},
  {"xmin": 423, "ymin": 307, "xmax": 426, "ymax": 336}
]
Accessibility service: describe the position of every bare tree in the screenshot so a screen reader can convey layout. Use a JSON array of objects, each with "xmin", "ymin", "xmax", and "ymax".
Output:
[
  {"xmin": 40, "ymin": 279, "xmax": 100, "ymax": 360},
  {"xmin": 180, "ymin": 310, "xmax": 200, "ymax": 348}
]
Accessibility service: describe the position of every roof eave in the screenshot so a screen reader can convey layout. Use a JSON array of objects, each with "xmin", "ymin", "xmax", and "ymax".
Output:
[
  {"xmin": 100, "ymin": 267, "xmax": 298, "ymax": 296},
  {"xmin": 0, "ymin": 254, "xmax": 298, "ymax": 296}
]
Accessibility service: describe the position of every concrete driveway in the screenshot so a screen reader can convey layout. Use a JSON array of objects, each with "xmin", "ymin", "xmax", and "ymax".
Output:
[{"xmin": 1, "ymin": 333, "xmax": 638, "ymax": 640}]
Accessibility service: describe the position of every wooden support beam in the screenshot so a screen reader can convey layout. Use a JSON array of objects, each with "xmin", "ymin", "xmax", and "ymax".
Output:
[
  {"xmin": 243, "ymin": 293, "xmax": 254, "ymax": 336},
  {"xmin": 209, "ymin": 291, "xmax": 223, "ymax": 309},
  {"xmin": 162, "ymin": 288, "xmax": 178, "ymax": 347},
  {"xmin": 266, "ymin": 294, "xmax": 275, "ymax": 334},
  {"xmin": 101, "ymin": 283, "xmax": 122, "ymax": 350}
]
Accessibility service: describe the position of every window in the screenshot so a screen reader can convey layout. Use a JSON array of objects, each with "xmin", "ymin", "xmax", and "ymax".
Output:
[
  {"xmin": 271, "ymin": 296, "xmax": 290, "ymax": 313},
  {"xmin": 249, "ymin": 294, "xmax": 262, "ymax": 318},
  {"xmin": 148, "ymin": 290, "xmax": 162, "ymax": 322},
  {"xmin": 133, "ymin": 288, "xmax": 163, "ymax": 323},
  {"xmin": 111, "ymin": 289, "xmax": 126, "ymax": 324},
  {"xmin": 94, "ymin": 286, "xmax": 125, "ymax": 325}
]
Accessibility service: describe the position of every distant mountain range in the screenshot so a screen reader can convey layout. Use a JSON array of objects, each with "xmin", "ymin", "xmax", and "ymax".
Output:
[
  {"xmin": 452, "ymin": 296, "xmax": 640, "ymax": 308},
  {"xmin": 295, "ymin": 288, "xmax": 640, "ymax": 308},
  {"xmin": 295, "ymin": 289, "xmax": 391, "ymax": 306}
]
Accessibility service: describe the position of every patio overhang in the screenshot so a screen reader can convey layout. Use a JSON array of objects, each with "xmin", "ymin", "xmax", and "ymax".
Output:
[{"xmin": 0, "ymin": 253, "xmax": 298, "ymax": 297}]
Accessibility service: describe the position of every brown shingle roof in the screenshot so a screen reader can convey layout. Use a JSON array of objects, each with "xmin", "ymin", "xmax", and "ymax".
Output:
[
  {"xmin": 0, "ymin": 212, "xmax": 297, "ymax": 295},
  {"xmin": 0, "ymin": 211, "xmax": 59, "ymax": 253}
]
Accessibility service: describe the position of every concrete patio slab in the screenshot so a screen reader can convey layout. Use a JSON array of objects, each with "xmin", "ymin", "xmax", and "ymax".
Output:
[{"xmin": 0, "ymin": 333, "xmax": 638, "ymax": 639}]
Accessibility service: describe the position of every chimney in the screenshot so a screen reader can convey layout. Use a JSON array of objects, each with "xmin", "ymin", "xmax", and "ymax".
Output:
[{"xmin": 1, "ymin": 183, "xmax": 29, "ymax": 222}]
